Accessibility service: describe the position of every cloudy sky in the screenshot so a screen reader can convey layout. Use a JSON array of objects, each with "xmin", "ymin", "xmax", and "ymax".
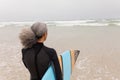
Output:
[{"xmin": 0, "ymin": 0, "xmax": 120, "ymax": 21}]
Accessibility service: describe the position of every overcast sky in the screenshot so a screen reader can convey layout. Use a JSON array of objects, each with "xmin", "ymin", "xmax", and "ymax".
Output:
[{"xmin": 0, "ymin": 0, "xmax": 120, "ymax": 21}]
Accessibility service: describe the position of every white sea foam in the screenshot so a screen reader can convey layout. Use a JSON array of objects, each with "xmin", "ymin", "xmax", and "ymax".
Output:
[
  {"xmin": 46, "ymin": 20, "xmax": 120, "ymax": 27},
  {"xmin": 0, "ymin": 22, "xmax": 34, "ymax": 28},
  {"xmin": 0, "ymin": 24, "xmax": 5, "ymax": 28},
  {"xmin": 0, "ymin": 20, "xmax": 120, "ymax": 28}
]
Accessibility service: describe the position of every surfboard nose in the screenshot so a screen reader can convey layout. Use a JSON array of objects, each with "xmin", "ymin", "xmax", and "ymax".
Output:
[{"xmin": 74, "ymin": 50, "xmax": 80, "ymax": 62}]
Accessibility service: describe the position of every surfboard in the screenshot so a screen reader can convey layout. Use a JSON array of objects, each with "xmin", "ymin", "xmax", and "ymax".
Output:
[{"xmin": 42, "ymin": 50, "xmax": 80, "ymax": 80}]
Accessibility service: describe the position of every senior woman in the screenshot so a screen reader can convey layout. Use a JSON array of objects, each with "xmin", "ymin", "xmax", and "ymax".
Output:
[{"xmin": 19, "ymin": 22, "xmax": 62, "ymax": 80}]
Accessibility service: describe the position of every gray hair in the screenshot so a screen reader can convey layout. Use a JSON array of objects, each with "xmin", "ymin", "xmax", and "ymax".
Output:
[
  {"xmin": 19, "ymin": 22, "xmax": 47, "ymax": 48},
  {"xmin": 31, "ymin": 22, "xmax": 47, "ymax": 38}
]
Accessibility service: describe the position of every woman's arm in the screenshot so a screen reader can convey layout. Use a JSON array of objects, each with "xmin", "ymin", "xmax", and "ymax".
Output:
[
  {"xmin": 51, "ymin": 49, "xmax": 63, "ymax": 80},
  {"xmin": 22, "ymin": 49, "xmax": 28, "ymax": 68}
]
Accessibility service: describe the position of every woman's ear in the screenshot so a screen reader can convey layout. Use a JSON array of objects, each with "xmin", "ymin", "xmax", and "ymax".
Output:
[
  {"xmin": 44, "ymin": 32, "xmax": 47, "ymax": 40},
  {"xmin": 37, "ymin": 32, "xmax": 47, "ymax": 43}
]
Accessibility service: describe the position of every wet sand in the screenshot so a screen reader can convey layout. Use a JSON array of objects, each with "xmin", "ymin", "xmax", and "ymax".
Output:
[{"xmin": 0, "ymin": 25, "xmax": 120, "ymax": 80}]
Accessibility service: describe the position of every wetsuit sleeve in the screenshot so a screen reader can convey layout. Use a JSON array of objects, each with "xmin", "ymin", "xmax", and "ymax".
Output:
[
  {"xmin": 51, "ymin": 49, "xmax": 63, "ymax": 80},
  {"xmin": 21, "ymin": 49, "xmax": 28, "ymax": 68}
]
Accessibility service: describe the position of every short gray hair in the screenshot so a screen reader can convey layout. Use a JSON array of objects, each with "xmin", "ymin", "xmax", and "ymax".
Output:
[{"xmin": 19, "ymin": 22, "xmax": 48, "ymax": 48}]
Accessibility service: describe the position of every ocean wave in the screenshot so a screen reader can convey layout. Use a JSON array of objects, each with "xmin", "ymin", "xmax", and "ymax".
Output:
[
  {"xmin": 47, "ymin": 20, "xmax": 120, "ymax": 27},
  {"xmin": 0, "ymin": 20, "xmax": 120, "ymax": 28},
  {"xmin": 0, "ymin": 22, "xmax": 34, "ymax": 28}
]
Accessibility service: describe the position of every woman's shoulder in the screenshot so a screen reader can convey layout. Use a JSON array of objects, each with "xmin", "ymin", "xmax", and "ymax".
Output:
[
  {"xmin": 43, "ymin": 46, "xmax": 56, "ymax": 53},
  {"xmin": 22, "ymin": 47, "xmax": 34, "ymax": 55},
  {"xmin": 43, "ymin": 46, "xmax": 57, "ymax": 60},
  {"xmin": 44, "ymin": 46, "xmax": 56, "ymax": 55}
]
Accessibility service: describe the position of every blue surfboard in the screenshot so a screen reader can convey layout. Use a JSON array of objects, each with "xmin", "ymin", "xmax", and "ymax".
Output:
[{"xmin": 42, "ymin": 50, "xmax": 80, "ymax": 80}]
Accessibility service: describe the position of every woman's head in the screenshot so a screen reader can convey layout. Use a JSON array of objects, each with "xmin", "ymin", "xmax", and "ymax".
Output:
[
  {"xmin": 19, "ymin": 22, "xmax": 48, "ymax": 48},
  {"xmin": 31, "ymin": 22, "xmax": 47, "ymax": 39}
]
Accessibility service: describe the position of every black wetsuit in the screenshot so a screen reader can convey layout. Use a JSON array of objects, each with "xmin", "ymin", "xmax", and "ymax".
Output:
[{"xmin": 22, "ymin": 43, "xmax": 62, "ymax": 80}]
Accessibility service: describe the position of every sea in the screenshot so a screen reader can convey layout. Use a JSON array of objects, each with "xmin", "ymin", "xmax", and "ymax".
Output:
[{"xmin": 0, "ymin": 19, "xmax": 120, "ymax": 28}]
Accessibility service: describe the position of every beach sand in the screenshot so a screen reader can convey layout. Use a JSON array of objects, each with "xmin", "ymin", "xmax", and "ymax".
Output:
[{"xmin": 0, "ymin": 24, "xmax": 120, "ymax": 80}]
